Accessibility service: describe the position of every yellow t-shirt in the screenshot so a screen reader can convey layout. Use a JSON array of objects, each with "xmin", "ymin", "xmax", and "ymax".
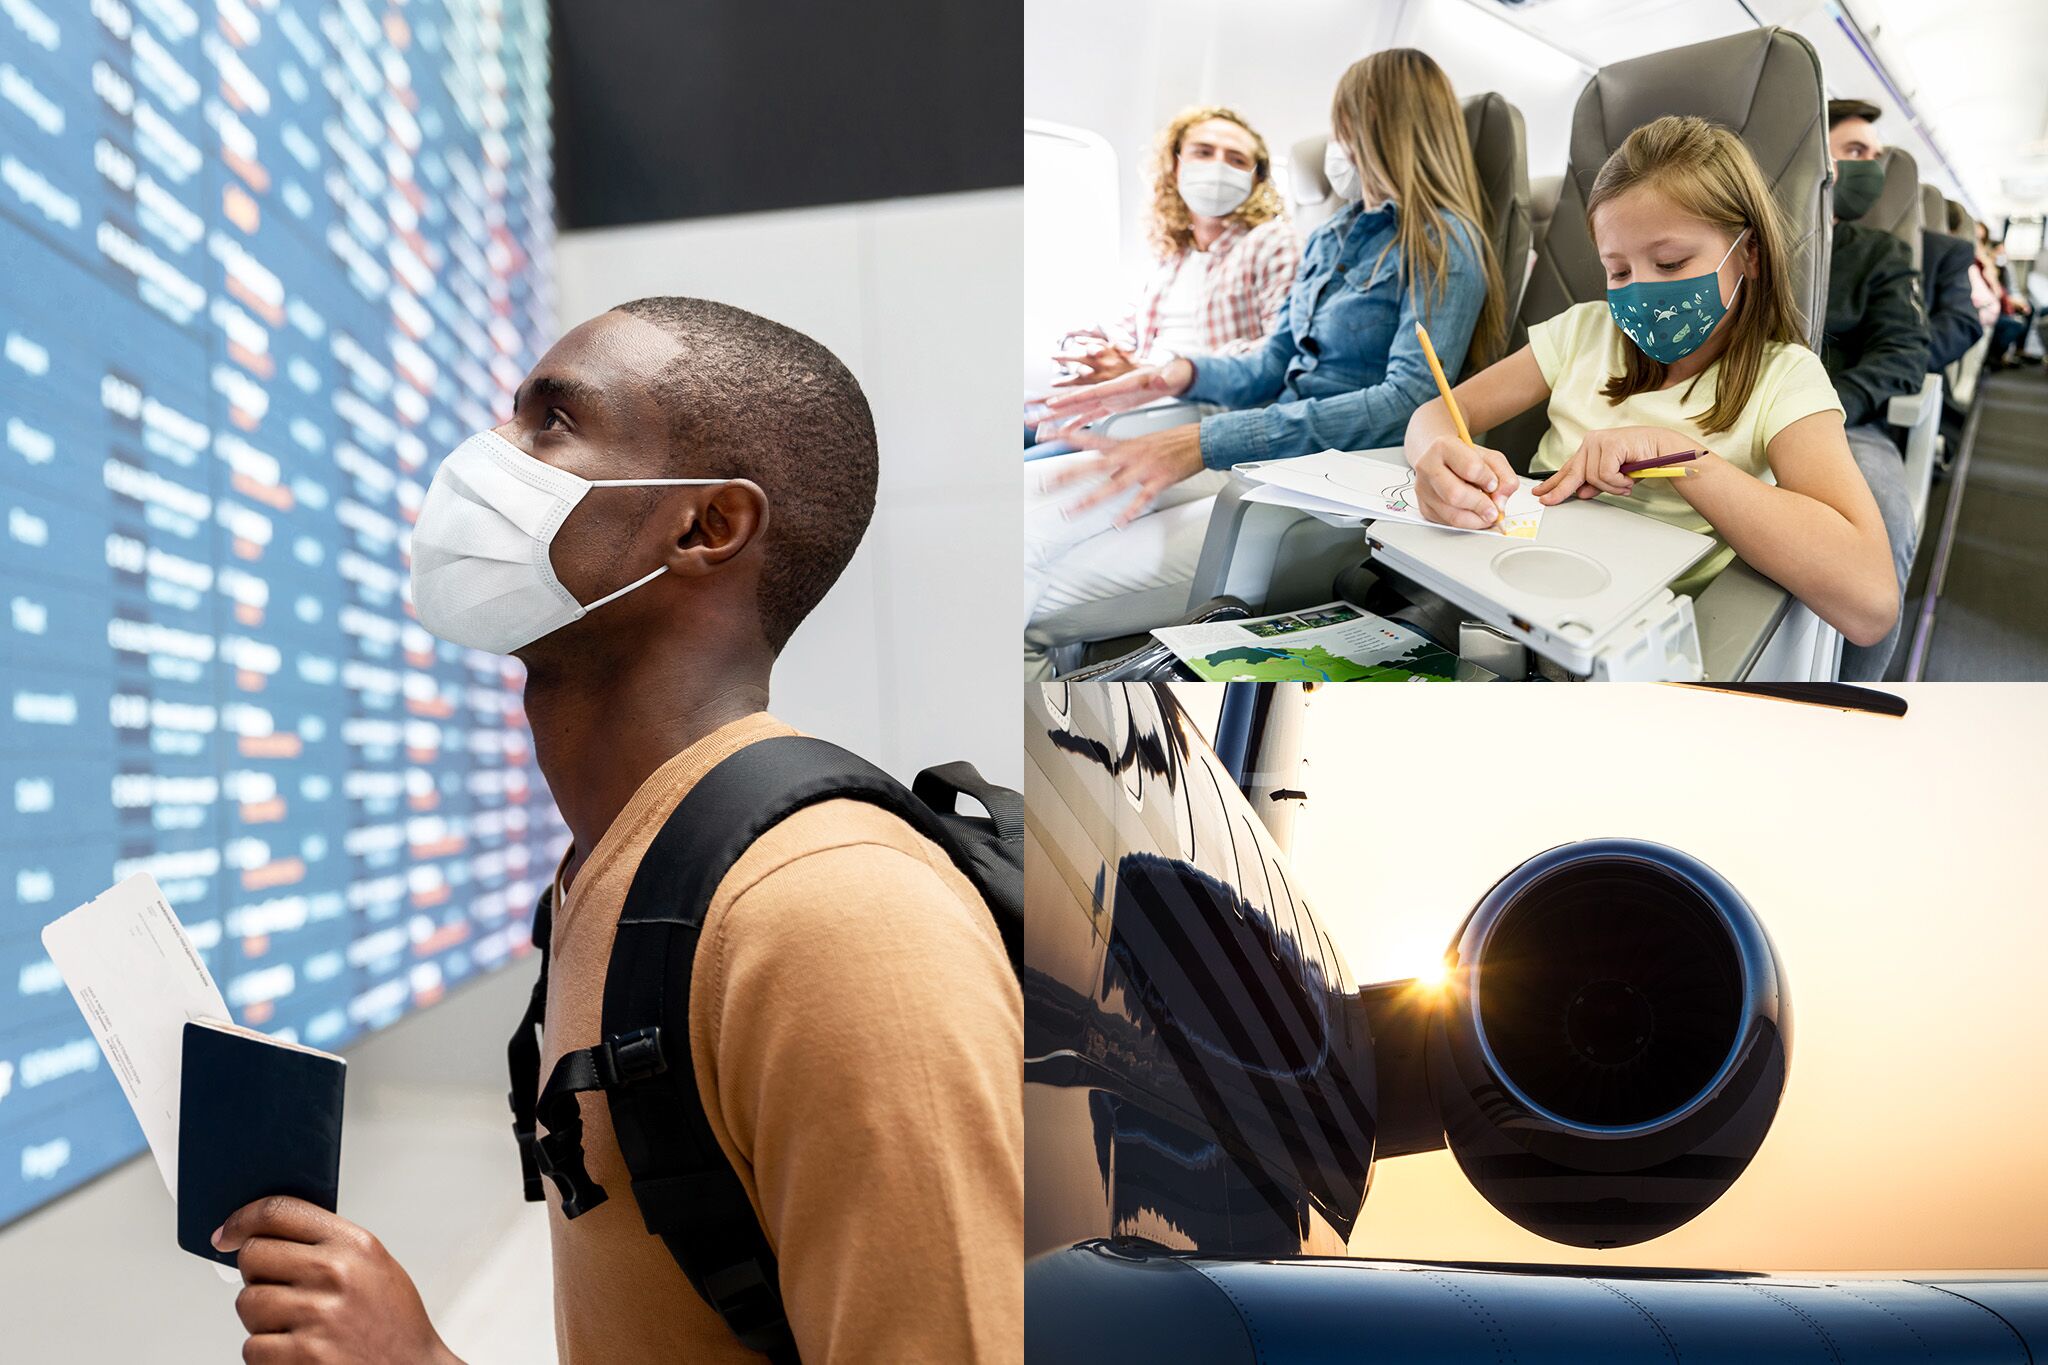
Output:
[{"xmin": 1528, "ymin": 300, "xmax": 1845, "ymax": 594}]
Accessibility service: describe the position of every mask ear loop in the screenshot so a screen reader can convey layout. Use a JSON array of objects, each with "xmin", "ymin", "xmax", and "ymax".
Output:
[
  {"xmin": 582, "ymin": 564, "xmax": 668, "ymax": 612},
  {"xmin": 573, "ymin": 478, "xmax": 733, "ymax": 612},
  {"xmin": 1716, "ymin": 228, "xmax": 1750, "ymax": 313},
  {"xmin": 586, "ymin": 478, "xmax": 729, "ymax": 487}
]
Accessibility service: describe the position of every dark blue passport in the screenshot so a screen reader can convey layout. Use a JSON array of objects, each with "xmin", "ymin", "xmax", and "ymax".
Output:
[{"xmin": 176, "ymin": 1020, "xmax": 346, "ymax": 1267}]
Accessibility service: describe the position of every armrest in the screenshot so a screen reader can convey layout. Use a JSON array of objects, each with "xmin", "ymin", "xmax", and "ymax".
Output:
[
  {"xmin": 1693, "ymin": 559, "xmax": 1793, "ymax": 681},
  {"xmin": 1895, "ymin": 372, "xmax": 1943, "ymax": 537}
]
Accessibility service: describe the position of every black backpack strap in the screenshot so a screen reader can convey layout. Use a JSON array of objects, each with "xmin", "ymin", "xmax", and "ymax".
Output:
[{"xmin": 506, "ymin": 883, "xmax": 554, "ymax": 1204}]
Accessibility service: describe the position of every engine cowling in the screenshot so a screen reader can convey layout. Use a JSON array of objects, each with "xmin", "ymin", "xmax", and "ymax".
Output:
[{"xmin": 1427, "ymin": 838, "xmax": 1791, "ymax": 1248}]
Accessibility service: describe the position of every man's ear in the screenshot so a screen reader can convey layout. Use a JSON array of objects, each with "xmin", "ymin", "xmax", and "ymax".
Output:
[{"xmin": 664, "ymin": 480, "xmax": 769, "ymax": 577}]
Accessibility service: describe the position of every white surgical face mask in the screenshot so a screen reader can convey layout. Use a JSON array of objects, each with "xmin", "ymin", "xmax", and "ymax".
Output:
[
  {"xmin": 1323, "ymin": 139, "xmax": 1361, "ymax": 202},
  {"xmin": 408, "ymin": 428, "xmax": 725, "ymax": 654},
  {"xmin": 1177, "ymin": 159, "xmax": 1254, "ymax": 218}
]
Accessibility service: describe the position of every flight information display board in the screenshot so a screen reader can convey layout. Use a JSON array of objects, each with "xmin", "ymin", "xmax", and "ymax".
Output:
[{"xmin": 0, "ymin": 0, "xmax": 559, "ymax": 1228}]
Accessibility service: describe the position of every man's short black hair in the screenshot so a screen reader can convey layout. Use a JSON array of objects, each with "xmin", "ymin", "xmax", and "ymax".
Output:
[
  {"xmin": 1827, "ymin": 98, "xmax": 1882, "ymax": 131},
  {"xmin": 613, "ymin": 296, "xmax": 877, "ymax": 651}
]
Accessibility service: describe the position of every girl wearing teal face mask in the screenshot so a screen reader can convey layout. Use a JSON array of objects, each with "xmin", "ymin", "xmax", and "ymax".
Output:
[{"xmin": 1402, "ymin": 115, "xmax": 1898, "ymax": 652}]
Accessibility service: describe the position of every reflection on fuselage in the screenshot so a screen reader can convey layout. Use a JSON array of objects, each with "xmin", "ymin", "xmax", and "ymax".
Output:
[{"xmin": 1025, "ymin": 683, "xmax": 1375, "ymax": 1258}]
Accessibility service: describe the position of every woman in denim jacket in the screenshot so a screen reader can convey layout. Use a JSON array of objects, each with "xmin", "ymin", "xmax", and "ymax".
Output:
[{"xmin": 1025, "ymin": 48, "xmax": 1507, "ymax": 679}]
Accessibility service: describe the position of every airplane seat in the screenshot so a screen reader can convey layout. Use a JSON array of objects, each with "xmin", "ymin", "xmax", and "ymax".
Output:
[
  {"xmin": 1461, "ymin": 26, "xmax": 1842, "ymax": 682},
  {"xmin": 1460, "ymin": 90, "xmax": 1534, "ymax": 374},
  {"xmin": 1286, "ymin": 133, "xmax": 1341, "ymax": 241},
  {"xmin": 1487, "ymin": 26, "xmax": 1836, "ymax": 464},
  {"xmin": 1529, "ymin": 173, "xmax": 1563, "ymax": 256},
  {"xmin": 1920, "ymin": 184, "xmax": 1947, "ymax": 241},
  {"xmin": 1851, "ymin": 146, "xmax": 1922, "ymax": 270},
  {"xmin": 1851, "ymin": 147, "xmax": 1941, "ymax": 535},
  {"xmin": 1944, "ymin": 198, "xmax": 1994, "ymax": 409}
]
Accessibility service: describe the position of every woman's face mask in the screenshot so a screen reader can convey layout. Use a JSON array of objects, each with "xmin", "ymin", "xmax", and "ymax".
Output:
[
  {"xmin": 1177, "ymin": 158, "xmax": 1253, "ymax": 219},
  {"xmin": 1323, "ymin": 138, "xmax": 1361, "ymax": 203},
  {"xmin": 1832, "ymin": 158, "xmax": 1886, "ymax": 221},
  {"xmin": 409, "ymin": 429, "xmax": 727, "ymax": 654},
  {"xmin": 1606, "ymin": 228, "xmax": 1749, "ymax": 365}
]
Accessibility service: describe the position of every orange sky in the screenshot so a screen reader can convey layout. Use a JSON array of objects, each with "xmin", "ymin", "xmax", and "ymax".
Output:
[{"xmin": 1275, "ymin": 682, "xmax": 2048, "ymax": 1271}]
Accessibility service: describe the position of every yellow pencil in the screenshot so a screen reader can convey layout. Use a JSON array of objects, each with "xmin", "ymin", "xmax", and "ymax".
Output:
[
  {"xmin": 1414, "ymin": 322, "xmax": 1497, "ymax": 525},
  {"xmin": 1414, "ymin": 322, "xmax": 1472, "ymax": 446},
  {"xmin": 1629, "ymin": 467, "xmax": 1691, "ymax": 479}
]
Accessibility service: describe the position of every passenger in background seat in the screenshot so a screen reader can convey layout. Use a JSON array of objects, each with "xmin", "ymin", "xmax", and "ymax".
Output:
[
  {"xmin": 1404, "ymin": 116, "xmax": 1898, "ymax": 654},
  {"xmin": 1823, "ymin": 98, "xmax": 1931, "ymax": 679},
  {"xmin": 1022, "ymin": 48, "xmax": 1505, "ymax": 678},
  {"xmin": 1026, "ymin": 105, "xmax": 1299, "ymax": 461}
]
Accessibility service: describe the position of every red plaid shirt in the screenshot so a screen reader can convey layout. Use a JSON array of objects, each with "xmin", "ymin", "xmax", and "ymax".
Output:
[{"xmin": 1121, "ymin": 217, "xmax": 1299, "ymax": 361}]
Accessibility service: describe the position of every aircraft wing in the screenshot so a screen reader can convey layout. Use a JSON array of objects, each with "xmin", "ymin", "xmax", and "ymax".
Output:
[{"xmin": 1026, "ymin": 1240, "xmax": 2048, "ymax": 1363}]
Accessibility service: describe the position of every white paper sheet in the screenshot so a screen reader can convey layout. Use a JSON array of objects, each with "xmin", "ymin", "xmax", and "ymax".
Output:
[
  {"xmin": 1237, "ymin": 448, "xmax": 1546, "ymax": 539},
  {"xmin": 40, "ymin": 873, "xmax": 231, "ymax": 1198}
]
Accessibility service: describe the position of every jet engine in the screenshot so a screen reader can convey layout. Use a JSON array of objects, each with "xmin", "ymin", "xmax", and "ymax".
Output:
[{"xmin": 1427, "ymin": 839, "xmax": 1791, "ymax": 1248}]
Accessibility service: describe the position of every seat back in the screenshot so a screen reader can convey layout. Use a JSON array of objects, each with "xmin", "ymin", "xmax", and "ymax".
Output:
[
  {"xmin": 1461, "ymin": 91, "xmax": 1532, "ymax": 375},
  {"xmin": 1286, "ymin": 133, "xmax": 1341, "ymax": 240},
  {"xmin": 1491, "ymin": 27, "xmax": 1834, "ymax": 461},
  {"xmin": 1945, "ymin": 197, "xmax": 1976, "ymax": 244},
  {"xmin": 1849, "ymin": 145, "xmax": 1921, "ymax": 270},
  {"xmin": 1920, "ymin": 184, "xmax": 1947, "ymax": 241},
  {"xmin": 1284, "ymin": 92, "xmax": 1529, "ymax": 375},
  {"xmin": 1529, "ymin": 173, "xmax": 1564, "ymax": 251}
]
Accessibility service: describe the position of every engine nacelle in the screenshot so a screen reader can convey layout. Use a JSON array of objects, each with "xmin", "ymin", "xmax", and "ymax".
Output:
[{"xmin": 1428, "ymin": 838, "xmax": 1791, "ymax": 1248}]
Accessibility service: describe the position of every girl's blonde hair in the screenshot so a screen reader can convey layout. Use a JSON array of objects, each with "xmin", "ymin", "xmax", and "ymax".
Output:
[
  {"xmin": 1329, "ymin": 49, "xmax": 1507, "ymax": 366},
  {"xmin": 1586, "ymin": 115, "xmax": 1805, "ymax": 434},
  {"xmin": 1145, "ymin": 106, "xmax": 1286, "ymax": 261}
]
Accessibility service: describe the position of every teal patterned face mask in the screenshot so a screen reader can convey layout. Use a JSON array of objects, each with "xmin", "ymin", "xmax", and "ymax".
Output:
[{"xmin": 1607, "ymin": 229, "xmax": 1747, "ymax": 364}]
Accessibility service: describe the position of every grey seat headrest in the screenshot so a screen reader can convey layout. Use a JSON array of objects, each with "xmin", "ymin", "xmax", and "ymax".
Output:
[
  {"xmin": 1287, "ymin": 133, "xmax": 1339, "ymax": 239},
  {"xmin": 1919, "ymin": 184, "xmax": 1947, "ymax": 241},
  {"xmin": 1529, "ymin": 174, "xmax": 1563, "ymax": 245},
  {"xmin": 1848, "ymin": 145, "xmax": 1921, "ymax": 271},
  {"xmin": 1533, "ymin": 27, "xmax": 1834, "ymax": 350}
]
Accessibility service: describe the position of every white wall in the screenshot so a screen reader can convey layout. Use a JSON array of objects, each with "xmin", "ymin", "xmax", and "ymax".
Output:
[{"xmin": 553, "ymin": 188, "xmax": 1022, "ymax": 791}]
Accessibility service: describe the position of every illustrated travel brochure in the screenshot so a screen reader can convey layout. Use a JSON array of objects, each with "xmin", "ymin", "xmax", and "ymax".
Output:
[{"xmin": 1151, "ymin": 602, "xmax": 1491, "ymax": 682}]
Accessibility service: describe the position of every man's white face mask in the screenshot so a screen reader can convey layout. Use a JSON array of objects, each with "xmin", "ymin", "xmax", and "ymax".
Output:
[
  {"xmin": 1176, "ymin": 159, "xmax": 1254, "ymax": 219},
  {"xmin": 1323, "ymin": 138, "xmax": 1361, "ymax": 203},
  {"xmin": 408, "ymin": 428, "xmax": 725, "ymax": 654}
]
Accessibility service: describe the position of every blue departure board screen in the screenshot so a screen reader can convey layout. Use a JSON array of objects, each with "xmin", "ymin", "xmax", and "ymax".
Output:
[{"xmin": 0, "ymin": 0, "xmax": 560, "ymax": 1228}]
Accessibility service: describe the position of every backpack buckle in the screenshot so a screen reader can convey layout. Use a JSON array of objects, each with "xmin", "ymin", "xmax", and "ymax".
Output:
[
  {"xmin": 532, "ymin": 1123, "xmax": 609, "ymax": 1219},
  {"xmin": 511, "ymin": 1105, "xmax": 545, "ymax": 1203},
  {"xmin": 600, "ymin": 1026, "xmax": 668, "ymax": 1086}
]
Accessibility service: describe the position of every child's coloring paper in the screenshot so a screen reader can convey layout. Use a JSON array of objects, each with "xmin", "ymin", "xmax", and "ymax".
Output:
[{"xmin": 1237, "ymin": 449, "xmax": 1545, "ymax": 539}]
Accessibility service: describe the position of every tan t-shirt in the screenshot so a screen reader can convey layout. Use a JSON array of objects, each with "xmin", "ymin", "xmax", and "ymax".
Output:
[{"xmin": 536, "ymin": 711, "xmax": 1023, "ymax": 1363}]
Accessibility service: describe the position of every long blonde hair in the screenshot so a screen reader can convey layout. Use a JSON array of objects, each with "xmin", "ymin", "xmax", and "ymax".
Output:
[
  {"xmin": 1145, "ymin": 106, "xmax": 1286, "ymax": 261},
  {"xmin": 1330, "ymin": 49, "xmax": 1507, "ymax": 366},
  {"xmin": 1586, "ymin": 116, "xmax": 1805, "ymax": 435}
]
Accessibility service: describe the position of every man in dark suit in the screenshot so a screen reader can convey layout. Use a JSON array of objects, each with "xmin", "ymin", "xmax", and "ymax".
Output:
[{"xmin": 1920, "ymin": 226, "xmax": 1984, "ymax": 372}]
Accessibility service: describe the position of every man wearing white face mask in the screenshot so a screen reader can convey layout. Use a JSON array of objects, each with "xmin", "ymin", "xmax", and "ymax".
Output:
[
  {"xmin": 1035, "ymin": 106, "xmax": 1297, "ymax": 404},
  {"xmin": 212, "ymin": 297, "xmax": 1023, "ymax": 1365}
]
